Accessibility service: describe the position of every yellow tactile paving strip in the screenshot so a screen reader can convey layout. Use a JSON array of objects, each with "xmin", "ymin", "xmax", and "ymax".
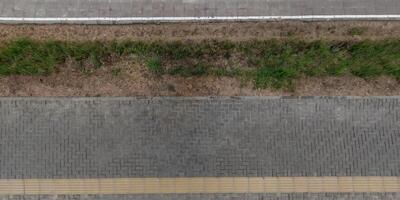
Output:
[{"xmin": 0, "ymin": 177, "xmax": 398, "ymax": 195}]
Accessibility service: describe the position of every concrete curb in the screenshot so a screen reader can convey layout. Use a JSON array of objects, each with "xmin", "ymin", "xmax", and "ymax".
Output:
[
  {"xmin": 1, "ymin": 15, "xmax": 400, "ymax": 24},
  {"xmin": 0, "ymin": 96, "xmax": 400, "ymax": 101}
]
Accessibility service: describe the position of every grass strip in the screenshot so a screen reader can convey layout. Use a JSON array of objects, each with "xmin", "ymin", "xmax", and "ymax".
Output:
[{"xmin": 0, "ymin": 38, "xmax": 399, "ymax": 88}]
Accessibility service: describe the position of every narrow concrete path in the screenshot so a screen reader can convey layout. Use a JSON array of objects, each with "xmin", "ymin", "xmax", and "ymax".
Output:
[{"xmin": 1, "ymin": 0, "xmax": 400, "ymax": 23}]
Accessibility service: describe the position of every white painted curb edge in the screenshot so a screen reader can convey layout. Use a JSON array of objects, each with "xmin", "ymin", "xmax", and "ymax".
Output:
[{"xmin": 1, "ymin": 15, "xmax": 400, "ymax": 23}]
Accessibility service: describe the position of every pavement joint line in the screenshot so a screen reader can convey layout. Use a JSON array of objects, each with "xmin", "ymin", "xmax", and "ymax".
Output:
[
  {"xmin": 1, "ymin": 15, "xmax": 400, "ymax": 23},
  {"xmin": 0, "ymin": 177, "xmax": 398, "ymax": 195},
  {"xmin": 1, "ymin": 96, "xmax": 400, "ymax": 101}
]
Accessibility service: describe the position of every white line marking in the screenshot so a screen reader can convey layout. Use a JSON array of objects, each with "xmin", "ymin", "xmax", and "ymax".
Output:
[{"xmin": 0, "ymin": 15, "xmax": 400, "ymax": 23}]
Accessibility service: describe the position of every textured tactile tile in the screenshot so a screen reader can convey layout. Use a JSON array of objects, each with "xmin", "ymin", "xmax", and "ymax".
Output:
[
  {"xmin": 0, "ymin": 177, "xmax": 399, "ymax": 195},
  {"xmin": 2, "ymin": 193, "xmax": 400, "ymax": 200}
]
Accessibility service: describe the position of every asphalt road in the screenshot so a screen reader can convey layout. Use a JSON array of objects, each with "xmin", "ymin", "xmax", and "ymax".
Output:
[{"xmin": 0, "ymin": 0, "xmax": 400, "ymax": 23}]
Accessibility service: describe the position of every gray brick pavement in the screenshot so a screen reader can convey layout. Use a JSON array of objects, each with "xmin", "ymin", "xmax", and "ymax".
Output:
[
  {"xmin": 0, "ymin": 97, "xmax": 399, "ymax": 178},
  {"xmin": 0, "ymin": 0, "xmax": 399, "ymax": 22}
]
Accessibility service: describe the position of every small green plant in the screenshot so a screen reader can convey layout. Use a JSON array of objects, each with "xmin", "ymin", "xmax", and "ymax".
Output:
[
  {"xmin": 351, "ymin": 64, "xmax": 383, "ymax": 78},
  {"xmin": 146, "ymin": 57, "xmax": 163, "ymax": 74},
  {"xmin": 348, "ymin": 27, "xmax": 366, "ymax": 36},
  {"xmin": 384, "ymin": 64, "xmax": 400, "ymax": 79},
  {"xmin": 254, "ymin": 66, "xmax": 298, "ymax": 89},
  {"xmin": 213, "ymin": 68, "xmax": 228, "ymax": 77},
  {"xmin": 325, "ymin": 64, "xmax": 348, "ymax": 76},
  {"xmin": 191, "ymin": 64, "xmax": 207, "ymax": 76},
  {"xmin": 168, "ymin": 65, "xmax": 187, "ymax": 76},
  {"xmin": 111, "ymin": 68, "xmax": 122, "ymax": 76},
  {"xmin": 89, "ymin": 54, "xmax": 102, "ymax": 68}
]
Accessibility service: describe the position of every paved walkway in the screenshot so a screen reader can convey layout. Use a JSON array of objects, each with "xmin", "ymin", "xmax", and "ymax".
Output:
[
  {"xmin": 0, "ymin": 0, "xmax": 400, "ymax": 23},
  {"xmin": 0, "ymin": 97, "xmax": 399, "ymax": 198},
  {"xmin": 1, "ymin": 97, "xmax": 400, "ymax": 178}
]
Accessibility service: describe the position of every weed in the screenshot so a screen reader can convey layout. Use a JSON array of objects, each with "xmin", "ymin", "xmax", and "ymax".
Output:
[
  {"xmin": 351, "ymin": 63, "xmax": 383, "ymax": 78},
  {"xmin": 253, "ymin": 66, "xmax": 298, "ymax": 89},
  {"xmin": 348, "ymin": 27, "xmax": 367, "ymax": 36},
  {"xmin": 146, "ymin": 57, "xmax": 163, "ymax": 74},
  {"xmin": 111, "ymin": 68, "xmax": 122, "ymax": 76},
  {"xmin": 191, "ymin": 64, "xmax": 207, "ymax": 76},
  {"xmin": 213, "ymin": 68, "xmax": 229, "ymax": 77},
  {"xmin": 168, "ymin": 65, "xmax": 186, "ymax": 76}
]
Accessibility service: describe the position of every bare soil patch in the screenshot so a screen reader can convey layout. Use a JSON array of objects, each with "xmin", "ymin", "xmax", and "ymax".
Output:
[
  {"xmin": 1, "ymin": 21, "xmax": 400, "ymax": 42},
  {"xmin": 1, "ymin": 61, "xmax": 399, "ymax": 97}
]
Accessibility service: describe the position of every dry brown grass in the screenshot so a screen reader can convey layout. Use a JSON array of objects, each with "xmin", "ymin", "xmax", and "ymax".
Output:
[
  {"xmin": 1, "ymin": 60, "xmax": 400, "ymax": 97},
  {"xmin": 1, "ymin": 21, "xmax": 400, "ymax": 42}
]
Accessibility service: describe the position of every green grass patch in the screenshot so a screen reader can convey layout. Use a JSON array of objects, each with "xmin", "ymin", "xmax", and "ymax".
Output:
[
  {"xmin": 1, "ymin": 38, "xmax": 400, "ymax": 89},
  {"xmin": 0, "ymin": 39, "xmax": 65, "ymax": 75},
  {"xmin": 146, "ymin": 57, "xmax": 163, "ymax": 74}
]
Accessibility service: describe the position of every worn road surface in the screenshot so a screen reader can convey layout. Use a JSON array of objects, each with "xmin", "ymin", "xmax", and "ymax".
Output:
[{"xmin": 0, "ymin": 0, "xmax": 400, "ymax": 23}]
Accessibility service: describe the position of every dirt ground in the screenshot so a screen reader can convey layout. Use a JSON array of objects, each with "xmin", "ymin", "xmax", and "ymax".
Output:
[
  {"xmin": 1, "ymin": 21, "xmax": 400, "ymax": 42},
  {"xmin": 1, "ymin": 60, "xmax": 399, "ymax": 97},
  {"xmin": 1, "ymin": 21, "xmax": 400, "ymax": 96}
]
